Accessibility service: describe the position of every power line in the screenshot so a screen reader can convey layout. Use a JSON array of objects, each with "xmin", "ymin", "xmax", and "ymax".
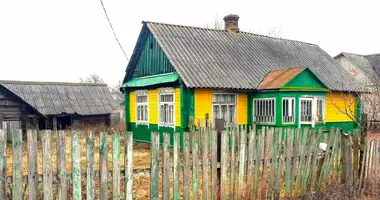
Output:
[{"xmin": 99, "ymin": 0, "xmax": 129, "ymax": 61}]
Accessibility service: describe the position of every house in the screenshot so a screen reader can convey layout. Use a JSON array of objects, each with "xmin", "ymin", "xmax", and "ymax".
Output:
[
  {"xmin": 0, "ymin": 80, "xmax": 119, "ymax": 133},
  {"xmin": 121, "ymin": 14, "xmax": 362, "ymax": 143},
  {"xmin": 334, "ymin": 52, "xmax": 380, "ymax": 87},
  {"xmin": 334, "ymin": 53, "xmax": 380, "ymax": 120}
]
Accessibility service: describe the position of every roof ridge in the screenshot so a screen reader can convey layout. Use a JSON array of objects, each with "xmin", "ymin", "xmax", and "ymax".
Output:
[
  {"xmin": 143, "ymin": 21, "xmax": 318, "ymax": 47},
  {"xmin": 0, "ymin": 80, "xmax": 108, "ymax": 87}
]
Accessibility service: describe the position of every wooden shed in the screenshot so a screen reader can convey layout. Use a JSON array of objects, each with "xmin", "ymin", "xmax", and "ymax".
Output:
[{"xmin": 0, "ymin": 80, "xmax": 119, "ymax": 133}]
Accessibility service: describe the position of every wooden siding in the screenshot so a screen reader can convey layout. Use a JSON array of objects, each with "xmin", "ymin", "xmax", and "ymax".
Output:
[
  {"xmin": 283, "ymin": 69, "xmax": 326, "ymax": 89},
  {"xmin": 325, "ymin": 92, "xmax": 356, "ymax": 122},
  {"xmin": 148, "ymin": 89, "xmax": 158, "ymax": 125},
  {"xmin": 175, "ymin": 88, "xmax": 181, "ymax": 127},
  {"xmin": 129, "ymin": 91, "xmax": 136, "ymax": 123},
  {"xmin": 237, "ymin": 93, "xmax": 248, "ymax": 124},
  {"xmin": 132, "ymin": 32, "xmax": 175, "ymax": 78},
  {"xmin": 194, "ymin": 89, "xmax": 212, "ymax": 121}
]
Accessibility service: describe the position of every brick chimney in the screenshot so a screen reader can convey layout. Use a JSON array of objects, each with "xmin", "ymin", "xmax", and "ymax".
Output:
[{"xmin": 223, "ymin": 14, "xmax": 239, "ymax": 33}]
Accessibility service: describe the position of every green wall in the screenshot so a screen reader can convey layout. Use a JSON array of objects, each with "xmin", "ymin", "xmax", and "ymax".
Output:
[{"xmin": 283, "ymin": 68, "xmax": 327, "ymax": 89}]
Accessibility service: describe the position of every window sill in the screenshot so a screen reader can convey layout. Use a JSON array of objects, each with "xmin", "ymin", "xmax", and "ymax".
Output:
[{"xmin": 158, "ymin": 124, "xmax": 175, "ymax": 129}]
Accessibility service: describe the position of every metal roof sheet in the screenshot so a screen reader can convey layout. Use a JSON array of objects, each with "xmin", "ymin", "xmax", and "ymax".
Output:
[
  {"xmin": 258, "ymin": 67, "xmax": 306, "ymax": 89},
  {"xmin": 125, "ymin": 22, "xmax": 362, "ymax": 92}
]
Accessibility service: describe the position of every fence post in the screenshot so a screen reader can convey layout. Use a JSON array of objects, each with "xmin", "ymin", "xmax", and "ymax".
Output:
[
  {"xmin": 112, "ymin": 132, "xmax": 121, "ymax": 200},
  {"xmin": 163, "ymin": 133, "xmax": 170, "ymax": 200},
  {"xmin": 57, "ymin": 130, "xmax": 67, "ymax": 200},
  {"xmin": 150, "ymin": 132, "xmax": 159, "ymax": 200},
  {"xmin": 341, "ymin": 131, "xmax": 353, "ymax": 187},
  {"xmin": 27, "ymin": 130, "xmax": 38, "ymax": 200},
  {"xmin": 0, "ymin": 129, "xmax": 6, "ymax": 200},
  {"xmin": 12, "ymin": 129, "xmax": 22, "ymax": 200},
  {"xmin": 100, "ymin": 131, "xmax": 108, "ymax": 200},
  {"xmin": 125, "ymin": 132, "xmax": 133, "ymax": 200},
  {"xmin": 86, "ymin": 131, "xmax": 95, "ymax": 200},
  {"xmin": 72, "ymin": 131, "xmax": 81, "ymax": 200}
]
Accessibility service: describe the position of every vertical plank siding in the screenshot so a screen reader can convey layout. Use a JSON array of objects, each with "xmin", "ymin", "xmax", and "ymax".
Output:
[{"xmin": 0, "ymin": 126, "xmax": 369, "ymax": 199}]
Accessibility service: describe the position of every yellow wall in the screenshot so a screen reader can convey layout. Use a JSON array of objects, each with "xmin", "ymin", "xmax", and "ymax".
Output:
[
  {"xmin": 129, "ymin": 91, "xmax": 136, "ymax": 122},
  {"xmin": 194, "ymin": 89, "xmax": 247, "ymax": 124},
  {"xmin": 325, "ymin": 92, "xmax": 357, "ymax": 122},
  {"xmin": 237, "ymin": 93, "xmax": 248, "ymax": 124},
  {"xmin": 194, "ymin": 89, "xmax": 212, "ymax": 120},
  {"xmin": 129, "ymin": 88, "xmax": 181, "ymax": 126}
]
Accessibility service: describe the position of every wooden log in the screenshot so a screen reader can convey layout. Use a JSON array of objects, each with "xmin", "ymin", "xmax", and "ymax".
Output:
[
  {"xmin": 245, "ymin": 125, "xmax": 255, "ymax": 200},
  {"xmin": 57, "ymin": 130, "xmax": 67, "ymax": 200},
  {"xmin": 253, "ymin": 128, "xmax": 263, "ymax": 199},
  {"xmin": 86, "ymin": 131, "xmax": 95, "ymax": 200},
  {"xmin": 183, "ymin": 132, "xmax": 190, "ymax": 200},
  {"xmin": 202, "ymin": 128, "xmax": 209, "ymax": 200},
  {"xmin": 27, "ymin": 130, "xmax": 38, "ymax": 200},
  {"xmin": 12, "ymin": 129, "xmax": 22, "ymax": 200},
  {"xmin": 0, "ymin": 129, "xmax": 5, "ymax": 200},
  {"xmin": 237, "ymin": 127, "xmax": 247, "ymax": 200},
  {"xmin": 210, "ymin": 130, "xmax": 217, "ymax": 200},
  {"xmin": 192, "ymin": 131, "xmax": 199, "ymax": 200},
  {"xmin": 112, "ymin": 132, "xmax": 121, "ymax": 199},
  {"xmin": 230, "ymin": 127, "xmax": 237, "ymax": 200},
  {"xmin": 163, "ymin": 133, "xmax": 170, "ymax": 200},
  {"xmin": 71, "ymin": 131, "xmax": 81, "ymax": 200},
  {"xmin": 124, "ymin": 132, "xmax": 133, "ymax": 200},
  {"xmin": 150, "ymin": 132, "xmax": 159, "ymax": 200},
  {"xmin": 220, "ymin": 131, "xmax": 228, "ymax": 200},
  {"xmin": 100, "ymin": 131, "xmax": 108, "ymax": 200},
  {"xmin": 173, "ymin": 133, "xmax": 180, "ymax": 200}
]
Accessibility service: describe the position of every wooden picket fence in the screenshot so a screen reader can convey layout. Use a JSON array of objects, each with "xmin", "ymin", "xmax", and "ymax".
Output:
[{"xmin": 0, "ymin": 126, "xmax": 363, "ymax": 199}]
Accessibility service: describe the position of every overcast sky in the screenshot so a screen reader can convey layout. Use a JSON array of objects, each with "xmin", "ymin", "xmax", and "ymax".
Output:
[{"xmin": 0, "ymin": 0, "xmax": 379, "ymax": 86}]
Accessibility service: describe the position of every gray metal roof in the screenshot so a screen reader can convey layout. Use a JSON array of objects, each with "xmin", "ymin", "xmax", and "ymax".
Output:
[
  {"xmin": 339, "ymin": 52, "xmax": 380, "ymax": 82},
  {"xmin": 129, "ymin": 22, "xmax": 361, "ymax": 91},
  {"xmin": 0, "ymin": 80, "xmax": 119, "ymax": 116}
]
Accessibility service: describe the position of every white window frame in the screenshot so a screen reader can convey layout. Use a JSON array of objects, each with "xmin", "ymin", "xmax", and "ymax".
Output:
[
  {"xmin": 253, "ymin": 98, "xmax": 276, "ymax": 124},
  {"xmin": 211, "ymin": 93, "xmax": 237, "ymax": 125},
  {"xmin": 158, "ymin": 89, "xmax": 175, "ymax": 128},
  {"xmin": 136, "ymin": 90, "xmax": 149, "ymax": 125},
  {"xmin": 299, "ymin": 96, "xmax": 325, "ymax": 127},
  {"xmin": 282, "ymin": 97, "xmax": 295, "ymax": 124}
]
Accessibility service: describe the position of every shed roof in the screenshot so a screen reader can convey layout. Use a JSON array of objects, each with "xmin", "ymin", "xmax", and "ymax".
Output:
[
  {"xmin": 0, "ymin": 80, "xmax": 119, "ymax": 116},
  {"xmin": 125, "ymin": 22, "xmax": 362, "ymax": 92}
]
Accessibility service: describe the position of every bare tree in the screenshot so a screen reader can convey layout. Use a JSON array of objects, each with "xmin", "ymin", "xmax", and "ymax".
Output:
[
  {"xmin": 79, "ymin": 74, "xmax": 105, "ymax": 83},
  {"xmin": 110, "ymin": 80, "xmax": 123, "ymax": 101}
]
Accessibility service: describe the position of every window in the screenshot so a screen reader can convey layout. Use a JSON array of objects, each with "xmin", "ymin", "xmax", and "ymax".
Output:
[
  {"xmin": 212, "ymin": 93, "xmax": 236, "ymax": 124},
  {"xmin": 282, "ymin": 98, "xmax": 295, "ymax": 123},
  {"xmin": 136, "ymin": 92, "xmax": 148, "ymax": 124},
  {"xmin": 316, "ymin": 97, "xmax": 324, "ymax": 123},
  {"xmin": 159, "ymin": 93, "xmax": 174, "ymax": 126},
  {"xmin": 253, "ymin": 98, "xmax": 275, "ymax": 123},
  {"xmin": 300, "ymin": 98, "xmax": 313, "ymax": 123}
]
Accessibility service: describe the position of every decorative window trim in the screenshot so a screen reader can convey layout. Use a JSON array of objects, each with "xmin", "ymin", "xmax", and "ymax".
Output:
[
  {"xmin": 282, "ymin": 97, "xmax": 296, "ymax": 124},
  {"xmin": 136, "ymin": 90, "xmax": 149, "ymax": 125},
  {"xmin": 158, "ymin": 89, "xmax": 175, "ymax": 128},
  {"xmin": 253, "ymin": 98, "xmax": 276, "ymax": 124},
  {"xmin": 299, "ymin": 96, "xmax": 325, "ymax": 127},
  {"xmin": 211, "ymin": 93, "xmax": 237, "ymax": 125}
]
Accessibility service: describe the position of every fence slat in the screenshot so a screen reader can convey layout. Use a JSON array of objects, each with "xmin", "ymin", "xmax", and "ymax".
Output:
[
  {"xmin": 57, "ymin": 130, "xmax": 67, "ymax": 200},
  {"xmin": 285, "ymin": 128, "xmax": 294, "ymax": 196},
  {"xmin": 86, "ymin": 131, "xmax": 95, "ymax": 200},
  {"xmin": 150, "ymin": 132, "xmax": 159, "ymax": 200},
  {"xmin": 230, "ymin": 127, "xmax": 237, "ymax": 200},
  {"xmin": 246, "ymin": 125, "xmax": 255, "ymax": 200},
  {"xmin": 261, "ymin": 127, "xmax": 272, "ymax": 200},
  {"xmin": 12, "ymin": 129, "xmax": 22, "ymax": 200},
  {"xmin": 290, "ymin": 129, "xmax": 299, "ymax": 193},
  {"xmin": 173, "ymin": 133, "xmax": 180, "ymax": 200},
  {"xmin": 202, "ymin": 128, "xmax": 209, "ymax": 200},
  {"xmin": 42, "ymin": 130, "xmax": 53, "ymax": 200},
  {"xmin": 238, "ymin": 127, "xmax": 247, "ymax": 200},
  {"xmin": 274, "ymin": 128, "xmax": 284, "ymax": 199},
  {"xmin": 125, "ymin": 132, "xmax": 133, "ymax": 200},
  {"xmin": 320, "ymin": 129, "xmax": 339, "ymax": 189},
  {"xmin": 295, "ymin": 128, "xmax": 308, "ymax": 194},
  {"xmin": 253, "ymin": 128, "xmax": 263, "ymax": 199},
  {"xmin": 220, "ymin": 131, "xmax": 228, "ymax": 200},
  {"xmin": 210, "ymin": 130, "xmax": 217, "ymax": 200},
  {"xmin": 192, "ymin": 131, "xmax": 199, "ymax": 200},
  {"xmin": 27, "ymin": 130, "xmax": 38, "ymax": 200},
  {"xmin": 112, "ymin": 132, "xmax": 121, "ymax": 200},
  {"xmin": 183, "ymin": 132, "xmax": 190, "ymax": 200},
  {"xmin": 163, "ymin": 133, "xmax": 170, "ymax": 200},
  {"xmin": 100, "ymin": 131, "xmax": 108, "ymax": 200},
  {"xmin": 72, "ymin": 131, "xmax": 81, "ymax": 200},
  {"xmin": 0, "ymin": 130, "xmax": 5, "ymax": 200}
]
